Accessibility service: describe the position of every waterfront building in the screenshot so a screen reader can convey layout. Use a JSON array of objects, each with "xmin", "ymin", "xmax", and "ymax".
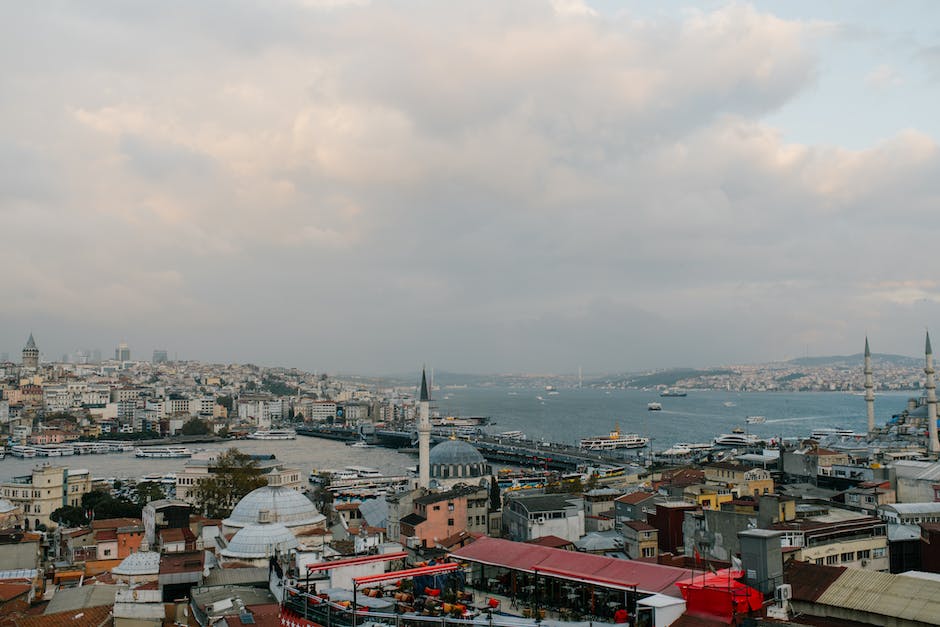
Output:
[
  {"xmin": 0, "ymin": 464, "xmax": 92, "ymax": 530},
  {"xmin": 21, "ymin": 334, "xmax": 38, "ymax": 369},
  {"xmin": 175, "ymin": 452, "xmax": 303, "ymax": 505}
]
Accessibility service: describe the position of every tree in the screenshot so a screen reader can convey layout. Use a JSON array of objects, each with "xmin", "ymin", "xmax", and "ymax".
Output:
[
  {"xmin": 135, "ymin": 481, "xmax": 166, "ymax": 505},
  {"xmin": 81, "ymin": 488, "xmax": 142, "ymax": 520},
  {"xmin": 194, "ymin": 448, "xmax": 268, "ymax": 518},
  {"xmin": 489, "ymin": 475, "xmax": 501, "ymax": 511},
  {"xmin": 51, "ymin": 505, "xmax": 87, "ymax": 528},
  {"xmin": 181, "ymin": 417, "xmax": 210, "ymax": 435}
]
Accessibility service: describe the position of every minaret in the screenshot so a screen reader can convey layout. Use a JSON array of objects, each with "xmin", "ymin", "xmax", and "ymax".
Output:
[
  {"xmin": 418, "ymin": 368, "xmax": 432, "ymax": 489},
  {"xmin": 925, "ymin": 332, "xmax": 940, "ymax": 456},
  {"xmin": 864, "ymin": 337, "xmax": 875, "ymax": 434}
]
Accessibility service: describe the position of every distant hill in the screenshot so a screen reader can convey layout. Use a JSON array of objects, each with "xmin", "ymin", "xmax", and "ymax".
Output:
[
  {"xmin": 615, "ymin": 368, "xmax": 736, "ymax": 388},
  {"xmin": 787, "ymin": 353, "xmax": 919, "ymax": 367}
]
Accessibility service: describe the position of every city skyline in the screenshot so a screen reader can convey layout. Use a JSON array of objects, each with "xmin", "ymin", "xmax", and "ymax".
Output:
[{"xmin": 3, "ymin": 2, "xmax": 940, "ymax": 373}]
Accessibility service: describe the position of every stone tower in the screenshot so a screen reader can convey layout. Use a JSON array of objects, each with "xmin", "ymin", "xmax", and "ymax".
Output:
[{"xmin": 22, "ymin": 333, "xmax": 39, "ymax": 369}]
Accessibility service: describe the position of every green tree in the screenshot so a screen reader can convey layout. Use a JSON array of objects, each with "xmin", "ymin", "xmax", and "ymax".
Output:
[
  {"xmin": 194, "ymin": 448, "xmax": 268, "ymax": 518},
  {"xmin": 217, "ymin": 396, "xmax": 234, "ymax": 412},
  {"xmin": 489, "ymin": 475, "xmax": 501, "ymax": 511},
  {"xmin": 51, "ymin": 505, "xmax": 87, "ymax": 527},
  {"xmin": 135, "ymin": 481, "xmax": 166, "ymax": 505},
  {"xmin": 181, "ymin": 417, "xmax": 210, "ymax": 435}
]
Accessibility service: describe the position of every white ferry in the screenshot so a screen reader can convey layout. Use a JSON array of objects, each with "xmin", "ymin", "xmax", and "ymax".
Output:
[
  {"xmin": 10, "ymin": 445, "xmax": 37, "ymax": 458},
  {"xmin": 247, "ymin": 429, "xmax": 297, "ymax": 440},
  {"xmin": 135, "ymin": 446, "xmax": 192, "ymax": 459},
  {"xmin": 647, "ymin": 402, "xmax": 663, "ymax": 411},
  {"xmin": 580, "ymin": 427, "xmax": 649, "ymax": 450},
  {"xmin": 810, "ymin": 427, "xmax": 859, "ymax": 440},
  {"xmin": 101, "ymin": 440, "xmax": 136, "ymax": 452},
  {"xmin": 35, "ymin": 444, "xmax": 75, "ymax": 457},
  {"xmin": 745, "ymin": 415, "xmax": 767, "ymax": 424},
  {"xmin": 498, "ymin": 430, "xmax": 527, "ymax": 440},
  {"xmin": 713, "ymin": 432, "xmax": 762, "ymax": 447}
]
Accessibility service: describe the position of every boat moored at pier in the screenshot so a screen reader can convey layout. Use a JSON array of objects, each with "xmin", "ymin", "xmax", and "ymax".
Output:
[
  {"xmin": 135, "ymin": 446, "xmax": 193, "ymax": 458},
  {"xmin": 580, "ymin": 427, "xmax": 649, "ymax": 450}
]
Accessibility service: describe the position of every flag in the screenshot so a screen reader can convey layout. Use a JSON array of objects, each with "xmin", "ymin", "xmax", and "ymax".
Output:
[{"xmin": 693, "ymin": 547, "xmax": 701, "ymax": 565}]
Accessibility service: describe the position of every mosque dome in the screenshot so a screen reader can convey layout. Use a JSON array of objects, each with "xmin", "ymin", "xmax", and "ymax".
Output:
[
  {"xmin": 221, "ymin": 522, "xmax": 298, "ymax": 559},
  {"xmin": 223, "ymin": 486, "xmax": 325, "ymax": 530},
  {"xmin": 0, "ymin": 499, "xmax": 17, "ymax": 514},
  {"xmin": 113, "ymin": 551, "xmax": 160, "ymax": 576},
  {"xmin": 429, "ymin": 439, "xmax": 487, "ymax": 481}
]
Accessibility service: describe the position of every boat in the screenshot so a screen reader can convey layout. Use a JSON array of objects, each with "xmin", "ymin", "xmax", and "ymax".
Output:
[
  {"xmin": 723, "ymin": 401, "xmax": 736, "ymax": 407},
  {"xmin": 135, "ymin": 446, "xmax": 192, "ymax": 458},
  {"xmin": 10, "ymin": 445, "xmax": 37, "ymax": 458},
  {"xmin": 675, "ymin": 442, "xmax": 713, "ymax": 451},
  {"xmin": 660, "ymin": 388, "xmax": 688, "ymax": 397},
  {"xmin": 647, "ymin": 402, "xmax": 663, "ymax": 411},
  {"xmin": 713, "ymin": 433, "xmax": 762, "ymax": 447},
  {"xmin": 247, "ymin": 429, "xmax": 297, "ymax": 440},
  {"xmin": 810, "ymin": 427, "xmax": 860, "ymax": 440},
  {"xmin": 580, "ymin": 427, "xmax": 649, "ymax": 450},
  {"xmin": 745, "ymin": 415, "xmax": 766, "ymax": 424},
  {"xmin": 346, "ymin": 441, "xmax": 374, "ymax": 448},
  {"xmin": 498, "ymin": 431, "xmax": 527, "ymax": 440}
]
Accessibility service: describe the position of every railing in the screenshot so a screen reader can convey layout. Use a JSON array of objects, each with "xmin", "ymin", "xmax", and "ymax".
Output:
[{"xmin": 283, "ymin": 588, "xmax": 566, "ymax": 627}]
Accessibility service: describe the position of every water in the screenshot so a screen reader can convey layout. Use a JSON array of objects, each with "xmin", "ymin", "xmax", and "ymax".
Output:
[
  {"xmin": 1, "ymin": 389, "xmax": 914, "ymax": 482},
  {"xmin": 435, "ymin": 387, "xmax": 913, "ymax": 448},
  {"xmin": 0, "ymin": 438, "xmax": 415, "ymax": 483}
]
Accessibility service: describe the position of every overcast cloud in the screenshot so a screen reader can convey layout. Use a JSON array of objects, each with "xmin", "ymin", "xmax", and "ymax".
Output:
[{"xmin": 2, "ymin": 1, "xmax": 940, "ymax": 373}]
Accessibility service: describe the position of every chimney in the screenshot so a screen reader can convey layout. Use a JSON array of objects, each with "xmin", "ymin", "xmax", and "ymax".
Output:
[
  {"xmin": 737, "ymin": 529, "xmax": 783, "ymax": 595},
  {"xmin": 258, "ymin": 509, "xmax": 272, "ymax": 524}
]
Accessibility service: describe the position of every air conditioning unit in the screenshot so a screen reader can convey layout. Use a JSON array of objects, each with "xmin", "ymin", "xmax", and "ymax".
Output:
[
  {"xmin": 861, "ymin": 559, "xmax": 870, "ymax": 567},
  {"xmin": 774, "ymin": 584, "xmax": 792, "ymax": 602}
]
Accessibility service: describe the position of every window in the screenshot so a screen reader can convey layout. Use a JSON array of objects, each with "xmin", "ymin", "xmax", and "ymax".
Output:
[
  {"xmin": 872, "ymin": 547, "xmax": 886, "ymax": 558},
  {"xmin": 433, "ymin": 505, "xmax": 440, "ymax": 511},
  {"xmin": 448, "ymin": 503, "xmax": 455, "ymax": 512},
  {"xmin": 815, "ymin": 558, "xmax": 824, "ymax": 565},
  {"xmin": 826, "ymin": 555, "xmax": 839, "ymax": 565},
  {"xmin": 642, "ymin": 547, "xmax": 655, "ymax": 558},
  {"xmin": 447, "ymin": 518, "xmax": 454, "ymax": 526},
  {"xmin": 840, "ymin": 552, "xmax": 854, "ymax": 562},
  {"xmin": 857, "ymin": 549, "xmax": 871, "ymax": 560}
]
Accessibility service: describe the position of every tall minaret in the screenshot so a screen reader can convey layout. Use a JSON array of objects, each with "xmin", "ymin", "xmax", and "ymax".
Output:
[
  {"xmin": 925, "ymin": 332, "xmax": 940, "ymax": 456},
  {"xmin": 418, "ymin": 368, "xmax": 431, "ymax": 489},
  {"xmin": 864, "ymin": 337, "xmax": 875, "ymax": 434}
]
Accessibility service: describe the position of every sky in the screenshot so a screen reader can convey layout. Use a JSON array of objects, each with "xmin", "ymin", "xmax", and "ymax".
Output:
[{"xmin": 2, "ymin": 1, "xmax": 940, "ymax": 374}]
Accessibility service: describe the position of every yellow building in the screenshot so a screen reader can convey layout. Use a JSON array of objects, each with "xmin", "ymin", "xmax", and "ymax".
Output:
[
  {"xmin": 704, "ymin": 462, "xmax": 774, "ymax": 498},
  {"xmin": 0, "ymin": 464, "xmax": 93, "ymax": 530}
]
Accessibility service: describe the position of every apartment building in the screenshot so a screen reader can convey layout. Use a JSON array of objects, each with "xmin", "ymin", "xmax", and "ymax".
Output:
[
  {"xmin": 0, "ymin": 464, "xmax": 93, "ymax": 530},
  {"xmin": 175, "ymin": 452, "xmax": 302, "ymax": 505},
  {"xmin": 772, "ymin": 507, "xmax": 888, "ymax": 571}
]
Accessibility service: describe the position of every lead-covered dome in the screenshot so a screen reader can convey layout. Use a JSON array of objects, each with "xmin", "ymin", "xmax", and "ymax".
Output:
[
  {"xmin": 113, "ymin": 551, "xmax": 160, "ymax": 576},
  {"xmin": 223, "ymin": 486, "xmax": 325, "ymax": 531},
  {"xmin": 221, "ymin": 522, "xmax": 298, "ymax": 559},
  {"xmin": 429, "ymin": 439, "xmax": 487, "ymax": 480}
]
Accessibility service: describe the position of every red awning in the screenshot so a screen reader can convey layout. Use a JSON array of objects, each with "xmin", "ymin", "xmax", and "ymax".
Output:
[
  {"xmin": 451, "ymin": 536, "xmax": 694, "ymax": 597},
  {"xmin": 307, "ymin": 552, "xmax": 408, "ymax": 571},
  {"xmin": 534, "ymin": 565, "xmax": 637, "ymax": 591},
  {"xmin": 354, "ymin": 563, "xmax": 459, "ymax": 587}
]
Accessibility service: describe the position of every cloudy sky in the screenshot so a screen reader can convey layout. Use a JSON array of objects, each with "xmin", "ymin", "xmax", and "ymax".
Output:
[{"xmin": 2, "ymin": 1, "xmax": 940, "ymax": 374}]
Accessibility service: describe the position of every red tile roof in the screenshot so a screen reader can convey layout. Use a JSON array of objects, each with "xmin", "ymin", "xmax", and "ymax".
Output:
[
  {"xmin": 615, "ymin": 491, "xmax": 655, "ymax": 505},
  {"xmin": 450, "ymin": 536, "xmax": 694, "ymax": 597},
  {"xmin": 158, "ymin": 551, "xmax": 204, "ymax": 575},
  {"xmin": 91, "ymin": 518, "xmax": 141, "ymax": 530},
  {"xmin": 0, "ymin": 582, "xmax": 31, "ymax": 602},
  {"xmin": 11, "ymin": 604, "xmax": 112, "ymax": 627},
  {"xmin": 95, "ymin": 530, "xmax": 117, "ymax": 542},
  {"xmin": 525, "ymin": 535, "xmax": 573, "ymax": 549}
]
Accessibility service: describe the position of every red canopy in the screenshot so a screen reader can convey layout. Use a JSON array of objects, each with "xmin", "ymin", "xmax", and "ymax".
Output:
[
  {"xmin": 675, "ymin": 569, "xmax": 763, "ymax": 622},
  {"xmin": 306, "ymin": 552, "xmax": 408, "ymax": 571},
  {"xmin": 354, "ymin": 563, "xmax": 459, "ymax": 587}
]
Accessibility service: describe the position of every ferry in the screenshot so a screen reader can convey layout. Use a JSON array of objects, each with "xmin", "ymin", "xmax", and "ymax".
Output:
[
  {"xmin": 35, "ymin": 444, "xmax": 75, "ymax": 457},
  {"xmin": 713, "ymin": 432, "xmax": 762, "ymax": 447},
  {"xmin": 247, "ymin": 429, "xmax": 297, "ymax": 440},
  {"xmin": 135, "ymin": 446, "xmax": 192, "ymax": 459},
  {"xmin": 580, "ymin": 427, "xmax": 649, "ymax": 450},
  {"xmin": 647, "ymin": 402, "xmax": 663, "ymax": 411},
  {"xmin": 810, "ymin": 427, "xmax": 860, "ymax": 440},
  {"xmin": 745, "ymin": 415, "xmax": 767, "ymax": 425},
  {"xmin": 660, "ymin": 388, "xmax": 688, "ymax": 397},
  {"xmin": 101, "ymin": 440, "xmax": 136, "ymax": 452},
  {"xmin": 498, "ymin": 431, "xmax": 527, "ymax": 440},
  {"xmin": 10, "ymin": 445, "xmax": 37, "ymax": 458}
]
